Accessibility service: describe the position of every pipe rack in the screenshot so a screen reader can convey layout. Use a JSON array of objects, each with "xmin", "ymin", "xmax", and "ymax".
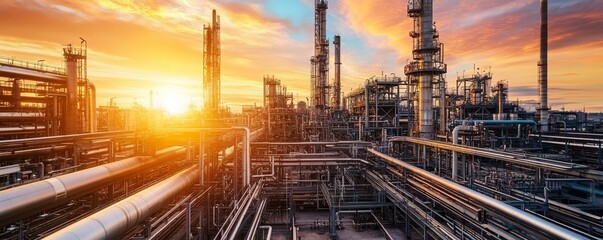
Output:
[
  {"xmin": 44, "ymin": 165, "xmax": 199, "ymax": 240},
  {"xmin": 0, "ymin": 146, "xmax": 185, "ymax": 225},
  {"xmin": 368, "ymin": 148, "xmax": 589, "ymax": 240}
]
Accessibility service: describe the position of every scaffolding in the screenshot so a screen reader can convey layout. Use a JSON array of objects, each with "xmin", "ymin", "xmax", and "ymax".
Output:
[
  {"xmin": 404, "ymin": 0, "xmax": 447, "ymax": 139},
  {"xmin": 264, "ymin": 76, "xmax": 301, "ymax": 142},
  {"xmin": 345, "ymin": 74, "xmax": 407, "ymax": 142},
  {"xmin": 310, "ymin": 1, "xmax": 330, "ymax": 119},
  {"xmin": 203, "ymin": 9, "xmax": 221, "ymax": 114}
]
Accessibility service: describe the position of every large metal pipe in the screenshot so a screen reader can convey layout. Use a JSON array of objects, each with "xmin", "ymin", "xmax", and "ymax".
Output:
[
  {"xmin": 44, "ymin": 165, "xmax": 199, "ymax": 240},
  {"xmin": 419, "ymin": 0, "xmax": 434, "ymax": 139},
  {"xmin": 0, "ymin": 146, "xmax": 185, "ymax": 225},
  {"xmin": 367, "ymin": 148, "xmax": 588, "ymax": 240},
  {"xmin": 539, "ymin": 0, "xmax": 549, "ymax": 132},
  {"xmin": 333, "ymin": 35, "xmax": 341, "ymax": 111},
  {"xmin": 452, "ymin": 123, "xmax": 475, "ymax": 181}
]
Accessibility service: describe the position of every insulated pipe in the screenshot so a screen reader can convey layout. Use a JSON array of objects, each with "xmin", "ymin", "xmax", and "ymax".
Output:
[
  {"xmin": 368, "ymin": 148, "xmax": 589, "ymax": 240},
  {"xmin": 44, "ymin": 165, "xmax": 199, "ymax": 240},
  {"xmin": 452, "ymin": 123, "xmax": 475, "ymax": 181},
  {"xmin": 0, "ymin": 146, "xmax": 185, "ymax": 225}
]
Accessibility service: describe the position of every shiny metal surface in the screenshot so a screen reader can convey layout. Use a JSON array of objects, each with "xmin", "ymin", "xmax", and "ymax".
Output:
[
  {"xmin": 368, "ymin": 148, "xmax": 588, "ymax": 240},
  {"xmin": 418, "ymin": 0, "xmax": 434, "ymax": 139},
  {"xmin": 0, "ymin": 146, "xmax": 185, "ymax": 225},
  {"xmin": 44, "ymin": 165, "xmax": 199, "ymax": 240}
]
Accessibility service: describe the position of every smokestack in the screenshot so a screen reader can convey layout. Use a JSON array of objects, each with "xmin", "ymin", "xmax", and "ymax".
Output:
[
  {"xmin": 333, "ymin": 35, "xmax": 341, "ymax": 111},
  {"xmin": 539, "ymin": 0, "xmax": 549, "ymax": 132}
]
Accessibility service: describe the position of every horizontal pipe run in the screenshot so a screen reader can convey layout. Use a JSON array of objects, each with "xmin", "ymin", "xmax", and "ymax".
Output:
[
  {"xmin": 0, "ymin": 146, "xmax": 186, "ymax": 225},
  {"xmin": 391, "ymin": 136, "xmax": 603, "ymax": 181},
  {"xmin": 251, "ymin": 140, "xmax": 371, "ymax": 146},
  {"xmin": 44, "ymin": 165, "xmax": 199, "ymax": 240},
  {"xmin": 0, "ymin": 130, "xmax": 134, "ymax": 149},
  {"xmin": 367, "ymin": 148, "xmax": 589, "ymax": 240}
]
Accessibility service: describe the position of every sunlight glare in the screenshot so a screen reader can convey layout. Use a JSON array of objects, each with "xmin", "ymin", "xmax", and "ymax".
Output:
[{"xmin": 157, "ymin": 88, "xmax": 190, "ymax": 115}]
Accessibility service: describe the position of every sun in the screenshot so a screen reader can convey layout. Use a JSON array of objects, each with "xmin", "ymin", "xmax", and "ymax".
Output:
[{"xmin": 157, "ymin": 88, "xmax": 191, "ymax": 115}]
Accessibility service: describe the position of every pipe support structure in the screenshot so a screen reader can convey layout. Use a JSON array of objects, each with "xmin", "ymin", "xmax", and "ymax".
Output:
[{"xmin": 367, "ymin": 148, "xmax": 589, "ymax": 240}]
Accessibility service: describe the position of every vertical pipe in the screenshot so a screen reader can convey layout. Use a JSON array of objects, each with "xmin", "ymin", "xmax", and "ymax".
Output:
[
  {"xmin": 439, "ymin": 80, "xmax": 446, "ymax": 134},
  {"xmin": 89, "ymin": 82, "xmax": 96, "ymax": 132},
  {"xmin": 539, "ymin": 0, "xmax": 549, "ymax": 132},
  {"xmin": 364, "ymin": 86, "xmax": 369, "ymax": 129},
  {"xmin": 199, "ymin": 133, "xmax": 205, "ymax": 185},
  {"xmin": 498, "ymin": 82, "xmax": 504, "ymax": 116},
  {"xmin": 333, "ymin": 35, "xmax": 341, "ymax": 111}
]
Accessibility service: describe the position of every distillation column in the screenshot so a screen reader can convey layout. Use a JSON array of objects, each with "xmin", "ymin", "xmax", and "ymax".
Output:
[
  {"xmin": 203, "ymin": 9, "xmax": 221, "ymax": 113},
  {"xmin": 63, "ymin": 46, "xmax": 86, "ymax": 134},
  {"xmin": 405, "ymin": 0, "xmax": 447, "ymax": 139},
  {"xmin": 538, "ymin": 0, "xmax": 549, "ymax": 132},
  {"xmin": 310, "ymin": 0, "xmax": 329, "ymax": 117},
  {"xmin": 333, "ymin": 35, "xmax": 341, "ymax": 111}
]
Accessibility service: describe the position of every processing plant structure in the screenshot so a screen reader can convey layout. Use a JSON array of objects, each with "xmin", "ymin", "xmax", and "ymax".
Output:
[{"xmin": 0, "ymin": 0, "xmax": 602, "ymax": 239}]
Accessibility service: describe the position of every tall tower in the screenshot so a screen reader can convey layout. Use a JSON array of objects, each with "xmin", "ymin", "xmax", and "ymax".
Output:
[
  {"xmin": 203, "ymin": 9, "xmax": 221, "ymax": 113},
  {"xmin": 63, "ymin": 44, "xmax": 88, "ymax": 134},
  {"xmin": 405, "ymin": 0, "xmax": 447, "ymax": 139},
  {"xmin": 538, "ymin": 0, "xmax": 549, "ymax": 132},
  {"xmin": 310, "ymin": 0, "xmax": 329, "ymax": 118},
  {"xmin": 333, "ymin": 35, "xmax": 341, "ymax": 111}
]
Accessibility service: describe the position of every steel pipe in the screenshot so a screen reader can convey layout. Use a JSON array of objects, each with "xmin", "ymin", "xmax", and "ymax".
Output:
[
  {"xmin": 368, "ymin": 148, "xmax": 589, "ymax": 240},
  {"xmin": 0, "ymin": 146, "xmax": 185, "ymax": 225},
  {"xmin": 452, "ymin": 123, "xmax": 475, "ymax": 181},
  {"xmin": 158, "ymin": 127, "xmax": 263, "ymax": 187},
  {"xmin": 44, "ymin": 165, "xmax": 199, "ymax": 240}
]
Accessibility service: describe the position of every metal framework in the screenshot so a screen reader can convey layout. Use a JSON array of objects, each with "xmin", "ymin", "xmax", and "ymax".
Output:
[
  {"xmin": 405, "ymin": 0, "xmax": 447, "ymax": 139},
  {"xmin": 203, "ymin": 9, "xmax": 221, "ymax": 114},
  {"xmin": 0, "ymin": 41, "xmax": 95, "ymax": 138},
  {"xmin": 310, "ymin": 0, "xmax": 329, "ymax": 120},
  {"xmin": 345, "ymin": 74, "xmax": 407, "ymax": 142},
  {"xmin": 1, "ymin": 2, "xmax": 603, "ymax": 240}
]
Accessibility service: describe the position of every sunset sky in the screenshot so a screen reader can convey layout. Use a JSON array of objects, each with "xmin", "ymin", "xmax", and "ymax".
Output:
[{"xmin": 1, "ymin": 0, "xmax": 602, "ymax": 112}]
